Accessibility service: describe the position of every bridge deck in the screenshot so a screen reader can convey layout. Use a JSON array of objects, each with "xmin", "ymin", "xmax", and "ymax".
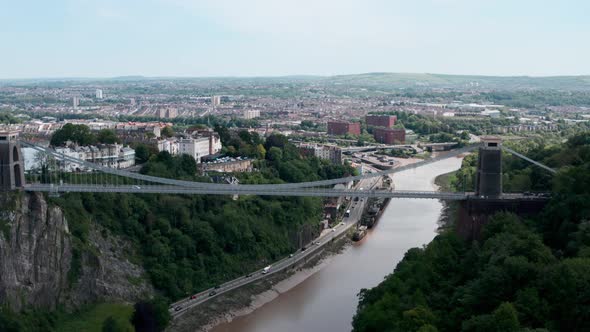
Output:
[{"xmin": 23, "ymin": 184, "xmax": 549, "ymax": 201}]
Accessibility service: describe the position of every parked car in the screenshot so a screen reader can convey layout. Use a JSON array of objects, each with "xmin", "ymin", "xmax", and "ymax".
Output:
[{"xmin": 209, "ymin": 290, "xmax": 217, "ymax": 296}]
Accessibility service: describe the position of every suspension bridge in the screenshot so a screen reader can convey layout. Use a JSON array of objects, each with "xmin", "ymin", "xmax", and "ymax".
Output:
[{"xmin": 1, "ymin": 131, "xmax": 555, "ymax": 200}]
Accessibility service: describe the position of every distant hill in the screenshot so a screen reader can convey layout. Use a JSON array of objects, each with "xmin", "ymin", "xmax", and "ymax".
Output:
[
  {"xmin": 3, "ymin": 73, "xmax": 590, "ymax": 91},
  {"xmin": 321, "ymin": 72, "xmax": 590, "ymax": 91}
]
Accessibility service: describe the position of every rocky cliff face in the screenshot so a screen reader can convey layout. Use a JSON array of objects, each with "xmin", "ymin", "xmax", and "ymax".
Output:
[{"xmin": 0, "ymin": 192, "xmax": 153, "ymax": 311}]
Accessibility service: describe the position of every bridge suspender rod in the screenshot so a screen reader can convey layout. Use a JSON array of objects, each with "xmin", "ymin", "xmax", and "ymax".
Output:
[{"xmin": 501, "ymin": 147, "xmax": 557, "ymax": 174}]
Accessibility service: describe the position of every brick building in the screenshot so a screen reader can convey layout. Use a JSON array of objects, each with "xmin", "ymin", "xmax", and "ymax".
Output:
[
  {"xmin": 373, "ymin": 127, "xmax": 406, "ymax": 144},
  {"xmin": 327, "ymin": 121, "xmax": 361, "ymax": 136},
  {"xmin": 366, "ymin": 115, "xmax": 397, "ymax": 128}
]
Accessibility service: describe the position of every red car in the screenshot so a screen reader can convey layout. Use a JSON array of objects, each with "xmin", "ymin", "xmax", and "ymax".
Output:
[{"xmin": 190, "ymin": 295, "xmax": 197, "ymax": 300}]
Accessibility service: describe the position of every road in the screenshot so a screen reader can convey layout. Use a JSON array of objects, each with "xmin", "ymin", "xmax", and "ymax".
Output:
[{"xmin": 168, "ymin": 175, "xmax": 381, "ymax": 319}]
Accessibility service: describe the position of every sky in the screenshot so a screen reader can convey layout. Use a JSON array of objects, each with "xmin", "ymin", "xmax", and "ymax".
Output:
[{"xmin": 0, "ymin": 0, "xmax": 589, "ymax": 78}]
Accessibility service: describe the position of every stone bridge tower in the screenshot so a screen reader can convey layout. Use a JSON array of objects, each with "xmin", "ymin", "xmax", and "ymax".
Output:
[
  {"xmin": 475, "ymin": 136, "xmax": 502, "ymax": 197},
  {"xmin": 0, "ymin": 131, "xmax": 25, "ymax": 190}
]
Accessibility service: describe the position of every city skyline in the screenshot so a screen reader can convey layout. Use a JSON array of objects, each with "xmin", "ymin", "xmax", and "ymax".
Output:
[{"xmin": 1, "ymin": 0, "xmax": 589, "ymax": 79}]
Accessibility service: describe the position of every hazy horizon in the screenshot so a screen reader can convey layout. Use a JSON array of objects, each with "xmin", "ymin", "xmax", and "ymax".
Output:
[
  {"xmin": 3, "ymin": 71, "xmax": 590, "ymax": 81},
  {"xmin": 1, "ymin": 0, "xmax": 589, "ymax": 79}
]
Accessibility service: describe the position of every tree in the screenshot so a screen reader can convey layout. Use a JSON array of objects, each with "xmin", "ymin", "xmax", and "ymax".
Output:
[
  {"xmin": 50, "ymin": 123, "xmax": 96, "ymax": 146},
  {"xmin": 267, "ymin": 147, "xmax": 283, "ymax": 163},
  {"xmin": 135, "ymin": 144, "xmax": 152, "ymax": 163},
  {"xmin": 264, "ymin": 133, "xmax": 288, "ymax": 150},
  {"xmin": 96, "ymin": 129, "xmax": 120, "ymax": 144},
  {"xmin": 131, "ymin": 298, "xmax": 170, "ymax": 332},
  {"xmin": 161, "ymin": 126, "xmax": 174, "ymax": 138},
  {"xmin": 256, "ymin": 144, "xmax": 266, "ymax": 159},
  {"xmin": 102, "ymin": 316, "xmax": 127, "ymax": 332}
]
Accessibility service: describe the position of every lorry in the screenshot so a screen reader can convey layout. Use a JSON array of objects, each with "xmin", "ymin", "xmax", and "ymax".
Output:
[
  {"xmin": 262, "ymin": 265, "xmax": 271, "ymax": 274},
  {"xmin": 344, "ymin": 209, "xmax": 351, "ymax": 217}
]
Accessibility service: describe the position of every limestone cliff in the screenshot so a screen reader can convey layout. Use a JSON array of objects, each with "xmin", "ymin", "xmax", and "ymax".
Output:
[{"xmin": 0, "ymin": 192, "xmax": 153, "ymax": 311}]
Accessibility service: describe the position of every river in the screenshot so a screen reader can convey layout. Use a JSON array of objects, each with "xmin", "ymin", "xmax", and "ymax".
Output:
[{"xmin": 211, "ymin": 156, "xmax": 463, "ymax": 332}]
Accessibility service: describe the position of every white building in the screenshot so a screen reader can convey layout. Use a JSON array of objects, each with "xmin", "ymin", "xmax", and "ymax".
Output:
[
  {"xmin": 72, "ymin": 96, "xmax": 79, "ymax": 108},
  {"xmin": 157, "ymin": 138, "xmax": 179, "ymax": 155},
  {"xmin": 211, "ymin": 95, "xmax": 221, "ymax": 107},
  {"xmin": 96, "ymin": 89, "xmax": 103, "ymax": 99},
  {"xmin": 481, "ymin": 109, "xmax": 501, "ymax": 118},
  {"xmin": 157, "ymin": 134, "xmax": 222, "ymax": 163},
  {"xmin": 243, "ymin": 109, "xmax": 261, "ymax": 119},
  {"xmin": 179, "ymin": 137, "xmax": 211, "ymax": 163},
  {"xmin": 50, "ymin": 144, "xmax": 135, "ymax": 171}
]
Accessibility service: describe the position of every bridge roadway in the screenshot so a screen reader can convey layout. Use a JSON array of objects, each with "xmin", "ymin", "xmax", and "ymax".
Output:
[
  {"xmin": 25, "ymin": 183, "xmax": 470, "ymax": 199},
  {"xmin": 19, "ymin": 141, "xmax": 478, "ymax": 190},
  {"xmin": 24, "ymin": 184, "xmax": 550, "ymax": 202}
]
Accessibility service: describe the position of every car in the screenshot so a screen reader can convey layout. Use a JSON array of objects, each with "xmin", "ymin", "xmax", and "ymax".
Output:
[
  {"xmin": 340, "ymin": 222, "xmax": 345, "ymax": 226},
  {"xmin": 174, "ymin": 306, "xmax": 182, "ymax": 311},
  {"xmin": 289, "ymin": 254, "xmax": 294, "ymax": 258},
  {"xmin": 209, "ymin": 290, "xmax": 217, "ymax": 296},
  {"xmin": 190, "ymin": 295, "xmax": 197, "ymax": 300},
  {"xmin": 245, "ymin": 273, "xmax": 252, "ymax": 278},
  {"xmin": 133, "ymin": 185, "xmax": 141, "ymax": 189},
  {"xmin": 331, "ymin": 228, "xmax": 336, "ymax": 232},
  {"xmin": 315, "ymin": 241, "xmax": 321, "ymax": 245},
  {"xmin": 301, "ymin": 246, "xmax": 307, "ymax": 251},
  {"xmin": 214, "ymin": 285, "xmax": 221, "ymax": 289}
]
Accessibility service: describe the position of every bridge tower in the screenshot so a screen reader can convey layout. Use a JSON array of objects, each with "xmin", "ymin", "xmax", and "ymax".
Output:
[
  {"xmin": 0, "ymin": 131, "xmax": 25, "ymax": 190},
  {"xmin": 475, "ymin": 136, "xmax": 502, "ymax": 197}
]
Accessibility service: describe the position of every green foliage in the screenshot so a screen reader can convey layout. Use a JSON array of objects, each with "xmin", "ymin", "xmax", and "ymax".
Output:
[
  {"xmin": 0, "ymin": 111, "xmax": 21, "ymax": 124},
  {"xmin": 50, "ymin": 123, "xmax": 97, "ymax": 146},
  {"xmin": 132, "ymin": 143, "xmax": 155, "ymax": 163},
  {"xmin": 160, "ymin": 126, "xmax": 174, "ymax": 138},
  {"xmin": 51, "ymin": 133, "xmax": 346, "ymax": 300},
  {"xmin": 56, "ymin": 303, "xmax": 134, "ymax": 332},
  {"xmin": 0, "ymin": 307, "xmax": 56, "ymax": 332},
  {"xmin": 96, "ymin": 129, "xmax": 120, "ymax": 144},
  {"xmin": 140, "ymin": 152, "xmax": 199, "ymax": 180},
  {"xmin": 131, "ymin": 297, "xmax": 170, "ymax": 332}
]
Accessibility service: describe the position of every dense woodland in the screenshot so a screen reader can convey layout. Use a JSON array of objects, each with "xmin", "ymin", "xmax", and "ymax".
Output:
[{"xmin": 352, "ymin": 132, "xmax": 590, "ymax": 332}]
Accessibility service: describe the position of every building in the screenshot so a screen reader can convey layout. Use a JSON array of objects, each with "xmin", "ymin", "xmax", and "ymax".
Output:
[
  {"xmin": 95, "ymin": 89, "xmax": 103, "ymax": 99},
  {"xmin": 373, "ymin": 127, "xmax": 406, "ymax": 144},
  {"xmin": 179, "ymin": 137, "xmax": 212, "ymax": 163},
  {"xmin": 52, "ymin": 144, "xmax": 135, "ymax": 171},
  {"xmin": 157, "ymin": 138, "xmax": 179, "ymax": 155},
  {"xmin": 211, "ymin": 95, "xmax": 221, "ymax": 107},
  {"xmin": 200, "ymin": 158, "xmax": 253, "ymax": 173},
  {"xmin": 481, "ymin": 109, "xmax": 501, "ymax": 118},
  {"xmin": 176, "ymin": 135, "xmax": 222, "ymax": 163},
  {"xmin": 366, "ymin": 115, "xmax": 396, "ymax": 128},
  {"xmin": 299, "ymin": 144, "xmax": 342, "ymax": 164},
  {"xmin": 158, "ymin": 108, "xmax": 178, "ymax": 119},
  {"xmin": 72, "ymin": 96, "xmax": 79, "ymax": 108},
  {"xmin": 243, "ymin": 109, "xmax": 261, "ymax": 120},
  {"xmin": 327, "ymin": 121, "xmax": 361, "ymax": 136}
]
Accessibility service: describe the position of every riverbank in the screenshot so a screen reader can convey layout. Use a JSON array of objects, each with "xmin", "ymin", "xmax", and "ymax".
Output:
[
  {"xmin": 168, "ymin": 233, "xmax": 352, "ymax": 332},
  {"xmin": 434, "ymin": 170, "xmax": 460, "ymax": 231}
]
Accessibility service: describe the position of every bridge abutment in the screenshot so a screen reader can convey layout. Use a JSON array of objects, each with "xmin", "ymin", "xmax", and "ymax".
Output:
[
  {"xmin": 0, "ymin": 131, "xmax": 25, "ymax": 191},
  {"xmin": 456, "ymin": 198, "xmax": 548, "ymax": 240}
]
